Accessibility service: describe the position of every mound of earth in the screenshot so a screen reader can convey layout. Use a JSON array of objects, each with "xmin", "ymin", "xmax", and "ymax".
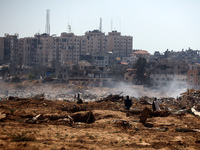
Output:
[{"xmin": 0, "ymin": 97, "xmax": 199, "ymax": 150}]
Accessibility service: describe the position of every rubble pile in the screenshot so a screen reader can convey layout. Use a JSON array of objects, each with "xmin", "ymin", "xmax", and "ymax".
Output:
[
  {"xmin": 62, "ymin": 105, "xmax": 86, "ymax": 113},
  {"xmin": 0, "ymin": 82, "xmax": 115, "ymax": 101},
  {"xmin": 97, "ymin": 94, "xmax": 123, "ymax": 102},
  {"xmin": 0, "ymin": 87, "xmax": 200, "ymax": 150}
]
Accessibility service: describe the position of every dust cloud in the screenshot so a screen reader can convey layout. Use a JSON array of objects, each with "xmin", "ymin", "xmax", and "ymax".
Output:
[
  {"xmin": 0, "ymin": 80, "xmax": 187, "ymax": 100},
  {"xmin": 110, "ymin": 81, "xmax": 187, "ymax": 98}
]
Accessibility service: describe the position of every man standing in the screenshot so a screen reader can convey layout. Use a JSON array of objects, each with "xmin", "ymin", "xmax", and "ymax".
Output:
[
  {"xmin": 125, "ymin": 95, "xmax": 132, "ymax": 110},
  {"xmin": 152, "ymin": 97, "xmax": 160, "ymax": 111}
]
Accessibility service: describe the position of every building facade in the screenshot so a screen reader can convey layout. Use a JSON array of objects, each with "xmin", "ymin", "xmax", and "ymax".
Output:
[
  {"xmin": 187, "ymin": 64, "xmax": 200, "ymax": 88},
  {"xmin": 106, "ymin": 31, "xmax": 132, "ymax": 59},
  {"xmin": 0, "ymin": 38, "xmax": 4, "ymax": 63},
  {"xmin": 0, "ymin": 30, "xmax": 133, "ymax": 67},
  {"xmin": 3, "ymin": 34, "xmax": 19, "ymax": 64},
  {"xmin": 150, "ymin": 58, "xmax": 189, "ymax": 87}
]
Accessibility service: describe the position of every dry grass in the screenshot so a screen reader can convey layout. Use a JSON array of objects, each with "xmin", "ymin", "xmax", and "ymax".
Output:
[{"xmin": 9, "ymin": 131, "xmax": 36, "ymax": 142}]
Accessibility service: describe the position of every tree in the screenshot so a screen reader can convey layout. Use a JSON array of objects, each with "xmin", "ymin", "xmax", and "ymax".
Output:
[{"xmin": 135, "ymin": 57, "xmax": 147, "ymax": 85}]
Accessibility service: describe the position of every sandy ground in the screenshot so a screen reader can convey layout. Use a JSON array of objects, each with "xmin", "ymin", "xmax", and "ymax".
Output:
[{"xmin": 0, "ymin": 97, "xmax": 200, "ymax": 150}]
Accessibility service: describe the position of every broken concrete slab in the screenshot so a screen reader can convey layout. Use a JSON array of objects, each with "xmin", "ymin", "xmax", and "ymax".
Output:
[
  {"xmin": 150, "ymin": 110, "xmax": 171, "ymax": 117},
  {"xmin": 112, "ymin": 119, "xmax": 130, "ymax": 129},
  {"xmin": 139, "ymin": 107, "xmax": 151, "ymax": 124},
  {"xmin": 191, "ymin": 107, "xmax": 200, "ymax": 117},
  {"xmin": 63, "ymin": 105, "xmax": 86, "ymax": 113},
  {"xmin": 71, "ymin": 111, "xmax": 95, "ymax": 123},
  {"xmin": 0, "ymin": 112, "xmax": 6, "ymax": 121},
  {"xmin": 175, "ymin": 128, "xmax": 199, "ymax": 133}
]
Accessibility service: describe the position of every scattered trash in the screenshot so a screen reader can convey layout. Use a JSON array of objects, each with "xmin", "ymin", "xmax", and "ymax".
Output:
[
  {"xmin": 191, "ymin": 107, "xmax": 200, "ymax": 117},
  {"xmin": 175, "ymin": 128, "xmax": 199, "ymax": 133},
  {"xmin": 0, "ymin": 84, "xmax": 200, "ymax": 149}
]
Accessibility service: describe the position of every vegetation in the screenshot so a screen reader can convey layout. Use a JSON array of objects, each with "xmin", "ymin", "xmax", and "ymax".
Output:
[
  {"xmin": 28, "ymin": 74, "xmax": 36, "ymax": 80},
  {"xmin": 49, "ymin": 73, "xmax": 56, "ymax": 78},
  {"xmin": 9, "ymin": 131, "xmax": 35, "ymax": 142},
  {"xmin": 11, "ymin": 76, "xmax": 21, "ymax": 83}
]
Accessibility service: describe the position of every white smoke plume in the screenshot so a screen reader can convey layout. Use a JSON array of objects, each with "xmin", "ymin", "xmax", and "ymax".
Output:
[{"xmin": 0, "ymin": 79, "xmax": 187, "ymax": 100}]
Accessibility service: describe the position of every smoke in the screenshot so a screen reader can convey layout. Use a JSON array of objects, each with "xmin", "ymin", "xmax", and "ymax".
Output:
[
  {"xmin": 0, "ymin": 79, "xmax": 188, "ymax": 100},
  {"xmin": 0, "ymin": 82, "xmax": 76, "ymax": 100},
  {"xmin": 106, "ymin": 81, "xmax": 187, "ymax": 98}
]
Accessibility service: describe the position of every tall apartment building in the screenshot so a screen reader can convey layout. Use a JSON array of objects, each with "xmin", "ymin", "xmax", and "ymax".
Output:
[
  {"xmin": 59, "ymin": 32, "xmax": 82, "ymax": 65},
  {"xmin": 0, "ymin": 38, "xmax": 4, "ymax": 63},
  {"xmin": 34, "ymin": 30, "xmax": 132, "ymax": 67},
  {"xmin": 3, "ymin": 34, "xmax": 18, "ymax": 64},
  {"xmin": 35, "ymin": 33, "xmax": 54, "ymax": 66},
  {"xmin": 106, "ymin": 31, "xmax": 132, "ymax": 59},
  {"xmin": 84, "ymin": 30, "xmax": 106, "ymax": 55},
  {"xmin": 0, "ymin": 30, "xmax": 133, "ymax": 67},
  {"xmin": 21, "ymin": 36, "xmax": 38, "ymax": 67},
  {"xmin": 15, "ymin": 38, "xmax": 24, "ymax": 66}
]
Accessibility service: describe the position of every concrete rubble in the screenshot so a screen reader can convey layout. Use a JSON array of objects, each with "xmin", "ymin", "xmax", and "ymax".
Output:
[{"xmin": 0, "ymin": 83, "xmax": 200, "ymax": 149}]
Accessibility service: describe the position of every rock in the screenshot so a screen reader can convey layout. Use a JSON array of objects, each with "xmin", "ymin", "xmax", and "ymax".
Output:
[
  {"xmin": 71, "ymin": 111, "xmax": 95, "ymax": 123},
  {"xmin": 175, "ymin": 128, "xmax": 197, "ymax": 132},
  {"xmin": 150, "ymin": 110, "xmax": 171, "ymax": 117},
  {"xmin": 77, "ymin": 99, "xmax": 83, "ymax": 104},
  {"xmin": 139, "ymin": 107, "xmax": 151, "ymax": 124},
  {"xmin": 191, "ymin": 107, "xmax": 200, "ymax": 117},
  {"xmin": 63, "ymin": 105, "xmax": 86, "ymax": 113},
  {"xmin": 0, "ymin": 112, "xmax": 6, "ymax": 121},
  {"xmin": 112, "ymin": 119, "xmax": 130, "ymax": 129}
]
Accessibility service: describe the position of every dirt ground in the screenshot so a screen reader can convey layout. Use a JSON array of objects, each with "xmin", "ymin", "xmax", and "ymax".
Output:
[{"xmin": 0, "ymin": 96, "xmax": 200, "ymax": 150}]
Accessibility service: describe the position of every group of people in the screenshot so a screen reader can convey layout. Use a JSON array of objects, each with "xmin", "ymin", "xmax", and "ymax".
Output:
[{"xmin": 124, "ymin": 95, "xmax": 160, "ymax": 111}]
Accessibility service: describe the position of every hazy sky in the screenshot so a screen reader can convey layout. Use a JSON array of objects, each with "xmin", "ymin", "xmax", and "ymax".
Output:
[{"xmin": 0, "ymin": 0, "xmax": 200, "ymax": 54}]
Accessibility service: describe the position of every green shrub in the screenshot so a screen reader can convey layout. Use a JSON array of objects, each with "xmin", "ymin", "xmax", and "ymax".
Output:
[{"xmin": 28, "ymin": 74, "xmax": 36, "ymax": 80}]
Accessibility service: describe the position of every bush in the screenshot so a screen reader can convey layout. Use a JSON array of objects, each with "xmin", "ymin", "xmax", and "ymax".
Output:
[
  {"xmin": 9, "ymin": 131, "xmax": 35, "ymax": 142},
  {"xmin": 11, "ymin": 76, "xmax": 21, "ymax": 83},
  {"xmin": 28, "ymin": 74, "xmax": 36, "ymax": 80}
]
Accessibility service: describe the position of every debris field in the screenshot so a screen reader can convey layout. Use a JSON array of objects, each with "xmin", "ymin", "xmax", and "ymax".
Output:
[{"xmin": 0, "ymin": 83, "xmax": 200, "ymax": 150}]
